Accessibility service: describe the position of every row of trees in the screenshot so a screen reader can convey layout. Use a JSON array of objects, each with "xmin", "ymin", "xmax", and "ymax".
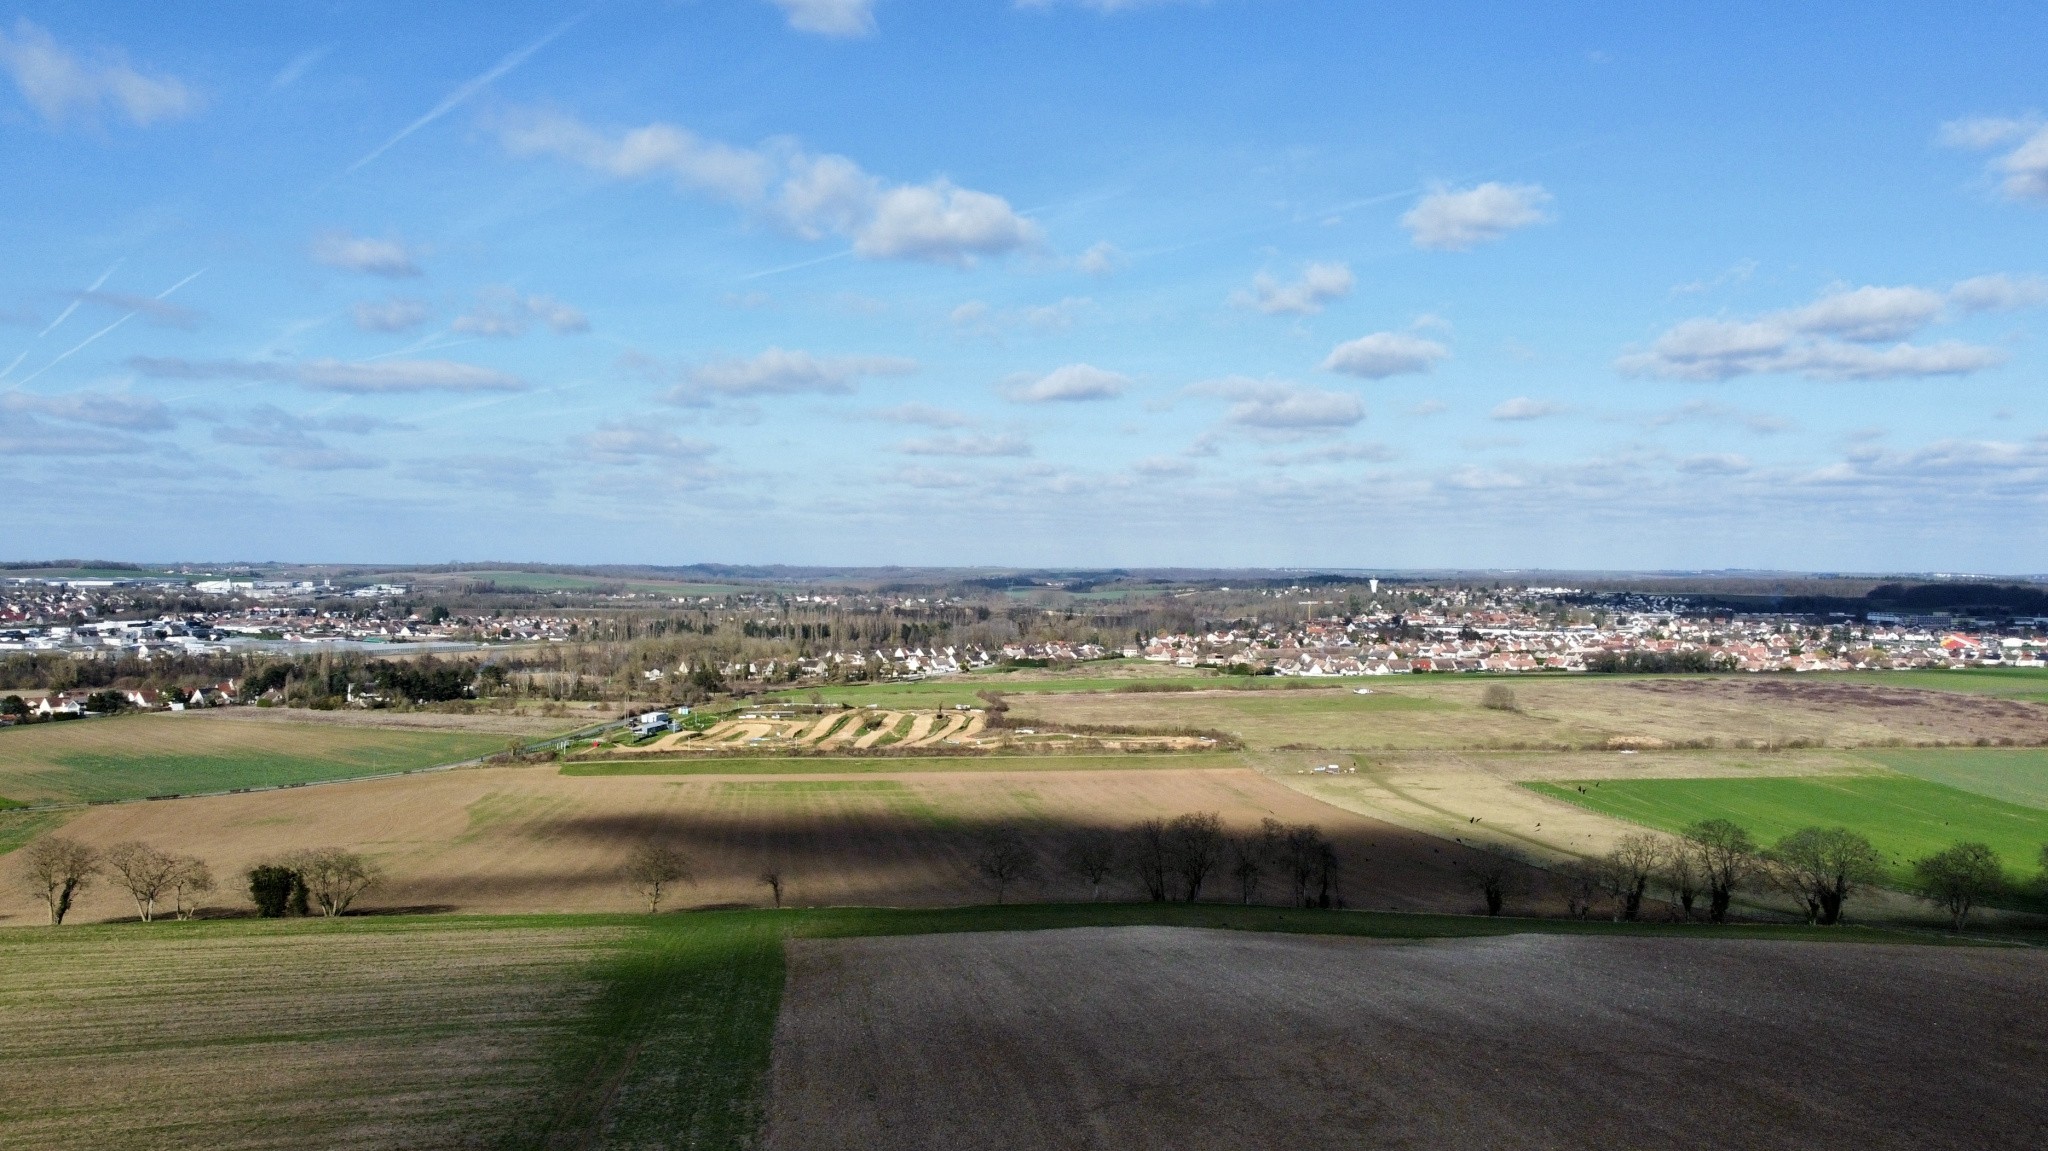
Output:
[
  {"xmin": 985, "ymin": 815, "xmax": 1345, "ymax": 907},
  {"xmin": 18, "ymin": 837, "xmax": 379, "ymax": 924},
  {"xmin": 1502, "ymin": 821, "xmax": 2029, "ymax": 931},
  {"xmin": 20, "ymin": 838, "xmax": 214, "ymax": 924},
  {"xmin": 614, "ymin": 817, "xmax": 1348, "ymax": 915}
]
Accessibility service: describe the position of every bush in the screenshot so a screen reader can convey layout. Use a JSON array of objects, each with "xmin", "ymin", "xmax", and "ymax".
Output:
[
  {"xmin": 248, "ymin": 865, "xmax": 305, "ymax": 918},
  {"xmin": 1480, "ymin": 684, "xmax": 1518, "ymax": 712}
]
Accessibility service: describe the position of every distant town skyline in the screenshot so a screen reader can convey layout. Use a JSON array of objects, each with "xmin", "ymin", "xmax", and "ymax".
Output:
[{"xmin": 2, "ymin": 2, "xmax": 2045, "ymax": 569}]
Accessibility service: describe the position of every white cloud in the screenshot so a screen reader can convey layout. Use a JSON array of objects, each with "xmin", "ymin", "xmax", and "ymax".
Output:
[
  {"xmin": 1132, "ymin": 455, "xmax": 1195, "ymax": 477},
  {"xmin": 1490, "ymin": 397, "xmax": 1560, "ymax": 421},
  {"xmin": 1230, "ymin": 261, "xmax": 1353, "ymax": 315},
  {"xmin": 1440, "ymin": 466, "xmax": 1528, "ymax": 490},
  {"xmin": 1259, "ymin": 441, "xmax": 1396, "ymax": 466},
  {"xmin": 311, "ymin": 232, "xmax": 421, "ymax": 278},
  {"xmin": 866, "ymin": 402, "xmax": 975, "ymax": 428},
  {"xmin": 452, "ymin": 288, "xmax": 589, "ymax": 337},
  {"xmin": 0, "ymin": 410, "xmax": 151, "ymax": 455},
  {"xmin": 952, "ymin": 296, "xmax": 1092, "ymax": 336},
  {"xmin": 1196, "ymin": 377, "xmax": 1363, "ymax": 429},
  {"xmin": 213, "ymin": 406, "xmax": 387, "ymax": 471},
  {"xmin": 768, "ymin": 0, "xmax": 877, "ymax": 37},
  {"xmin": 1321, "ymin": 331, "xmax": 1449, "ymax": 379},
  {"xmin": 130, "ymin": 356, "xmax": 525, "ymax": 393},
  {"xmin": 0, "ymin": 389, "xmax": 173, "ymax": 431},
  {"xmin": 1401, "ymin": 182, "xmax": 1554, "ymax": 250},
  {"xmin": 1950, "ymin": 273, "xmax": 2048, "ymax": 312},
  {"xmin": 1940, "ymin": 115, "xmax": 2048, "ymax": 202},
  {"xmin": 1617, "ymin": 280, "xmax": 2014, "ymax": 381},
  {"xmin": 0, "ymin": 19, "xmax": 198, "ymax": 128},
  {"xmin": 574, "ymin": 421, "xmax": 717, "ymax": 464},
  {"xmin": 1783, "ymin": 285, "xmax": 1945, "ymax": 342},
  {"xmin": 68, "ymin": 290, "xmax": 201, "ymax": 329},
  {"xmin": 351, "ymin": 297, "xmax": 432, "ymax": 333},
  {"xmin": 1077, "ymin": 241, "xmax": 1126, "ymax": 277},
  {"xmin": 894, "ymin": 433, "xmax": 1031, "ymax": 457},
  {"xmin": 667, "ymin": 347, "xmax": 917, "ymax": 403},
  {"xmin": 499, "ymin": 108, "xmax": 1041, "ymax": 266},
  {"xmin": 1938, "ymin": 116, "xmax": 2038, "ymax": 150},
  {"xmin": 1016, "ymin": 0, "xmax": 1200, "ymax": 12},
  {"xmin": 1001, "ymin": 363, "xmax": 1129, "ymax": 403},
  {"xmin": 1677, "ymin": 453, "xmax": 1752, "ymax": 475}
]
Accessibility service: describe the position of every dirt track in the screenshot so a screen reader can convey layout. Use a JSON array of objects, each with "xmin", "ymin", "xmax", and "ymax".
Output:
[{"xmin": 764, "ymin": 927, "xmax": 2048, "ymax": 1151}]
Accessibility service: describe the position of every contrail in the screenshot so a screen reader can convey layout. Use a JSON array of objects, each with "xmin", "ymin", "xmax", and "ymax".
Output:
[
  {"xmin": 35, "ymin": 260, "xmax": 122, "ymax": 338},
  {"xmin": 345, "ymin": 12, "xmax": 588, "ymax": 174},
  {"xmin": 15, "ymin": 268, "xmax": 207, "ymax": 387}
]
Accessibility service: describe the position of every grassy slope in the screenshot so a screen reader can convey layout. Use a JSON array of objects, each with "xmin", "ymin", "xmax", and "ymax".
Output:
[
  {"xmin": 0, "ymin": 905, "xmax": 1980, "ymax": 1151},
  {"xmin": 562, "ymin": 752, "xmax": 1247, "ymax": 776},
  {"xmin": 0, "ymin": 714, "xmax": 508, "ymax": 804},
  {"xmin": 1524, "ymin": 775, "xmax": 2048, "ymax": 880},
  {"xmin": 1865, "ymin": 747, "xmax": 2048, "ymax": 809}
]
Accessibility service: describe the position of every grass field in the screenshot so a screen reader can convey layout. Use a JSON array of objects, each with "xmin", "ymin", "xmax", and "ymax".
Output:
[
  {"xmin": 1524, "ymin": 774, "xmax": 2048, "ymax": 881},
  {"xmin": 561, "ymin": 752, "xmax": 1249, "ymax": 776},
  {"xmin": 1864, "ymin": 747, "xmax": 2048, "ymax": 809},
  {"xmin": 0, "ymin": 904, "xmax": 1978, "ymax": 1151},
  {"xmin": 1824, "ymin": 667, "xmax": 2048, "ymax": 702},
  {"xmin": 0, "ymin": 712, "xmax": 512, "ymax": 805}
]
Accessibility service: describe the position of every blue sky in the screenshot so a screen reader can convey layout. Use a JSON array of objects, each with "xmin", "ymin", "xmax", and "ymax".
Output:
[{"xmin": 3, "ymin": 1, "xmax": 2045, "ymax": 571}]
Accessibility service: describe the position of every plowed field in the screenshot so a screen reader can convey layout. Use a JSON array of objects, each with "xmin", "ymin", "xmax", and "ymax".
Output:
[{"xmin": 765, "ymin": 926, "xmax": 2048, "ymax": 1151}]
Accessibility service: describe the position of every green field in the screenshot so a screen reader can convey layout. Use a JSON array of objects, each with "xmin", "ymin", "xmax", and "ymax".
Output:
[
  {"xmin": 1866, "ymin": 748, "xmax": 2048, "ymax": 809},
  {"xmin": 562, "ymin": 752, "xmax": 1248, "ymax": 776},
  {"xmin": 1525, "ymin": 774, "xmax": 2048, "ymax": 881},
  {"xmin": 1824, "ymin": 667, "xmax": 2048, "ymax": 702},
  {"xmin": 0, "ymin": 714, "xmax": 512, "ymax": 804},
  {"xmin": 0, "ymin": 903, "xmax": 1970, "ymax": 1151}
]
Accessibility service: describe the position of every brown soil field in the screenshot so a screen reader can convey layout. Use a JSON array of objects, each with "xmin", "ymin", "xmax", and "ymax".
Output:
[
  {"xmin": 199, "ymin": 705, "xmax": 580, "ymax": 737},
  {"xmin": 0, "ymin": 922, "xmax": 616, "ymax": 1150},
  {"xmin": 1014, "ymin": 676, "xmax": 2048, "ymax": 751},
  {"xmin": 764, "ymin": 926, "xmax": 2048, "ymax": 1151},
  {"xmin": 0, "ymin": 765, "xmax": 1529, "ymax": 925}
]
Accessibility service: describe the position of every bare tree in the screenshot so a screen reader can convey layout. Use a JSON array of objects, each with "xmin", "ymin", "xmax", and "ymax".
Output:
[
  {"xmin": 1660, "ymin": 838, "xmax": 1705, "ymax": 921},
  {"xmin": 1768, "ymin": 826, "xmax": 1883, "ymax": 925},
  {"xmin": 1126, "ymin": 818, "xmax": 1172, "ymax": 901},
  {"xmin": 1167, "ymin": 812, "xmax": 1225, "ymax": 902},
  {"xmin": 1556, "ymin": 860, "xmax": 1602, "ymax": 920},
  {"xmin": 1600, "ymin": 833, "xmax": 1662, "ymax": 922},
  {"xmin": 1912, "ymin": 841, "xmax": 2005, "ymax": 933},
  {"xmin": 169, "ymin": 856, "xmax": 214, "ymax": 920},
  {"xmin": 1227, "ymin": 818, "xmax": 1281, "ymax": 905},
  {"xmin": 624, "ymin": 842, "xmax": 693, "ymax": 913},
  {"xmin": 1062, "ymin": 829, "xmax": 1119, "ymax": 902},
  {"xmin": 105, "ymin": 842, "xmax": 181, "ymax": 922},
  {"xmin": 22, "ymin": 837, "xmax": 99, "ymax": 925},
  {"xmin": 284, "ymin": 848, "xmax": 381, "ymax": 918},
  {"xmin": 1685, "ymin": 818, "xmax": 1757, "ymax": 923},
  {"xmin": 758, "ymin": 868, "xmax": 786, "ymax": 908},
  {"xmin": 1459, "ymin": 849, "xmax": 1529, "ymax": 916},
  {"xmin": 1277, "ymin": 823, "xmax": 1327, "ymax": 905},
  {"xmin": 973, "ymin": 826, "xmax": 1035, "ymax": 904},
  {"xmin": 1279, "ymin": 824, "xmax": 1334, "ymax": 907}
]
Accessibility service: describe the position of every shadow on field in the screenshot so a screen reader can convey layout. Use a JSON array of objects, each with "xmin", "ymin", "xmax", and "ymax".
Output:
[{"xmin": 525, "ymin": 808, "xmax": 1555, "ymax": 915}]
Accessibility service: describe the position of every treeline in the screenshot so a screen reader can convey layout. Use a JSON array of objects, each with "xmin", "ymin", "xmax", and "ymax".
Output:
[
  {"xmin": 20, "ymin": 836, "xmax": 379, "ymax": 924},
  {"xmin": 1584, "ymin": 650, "xmax": 1736, "ymax": 674},
  {"xmin": 1485, "ymin": 820, "xmax": 2040, "ymax": 931}
]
